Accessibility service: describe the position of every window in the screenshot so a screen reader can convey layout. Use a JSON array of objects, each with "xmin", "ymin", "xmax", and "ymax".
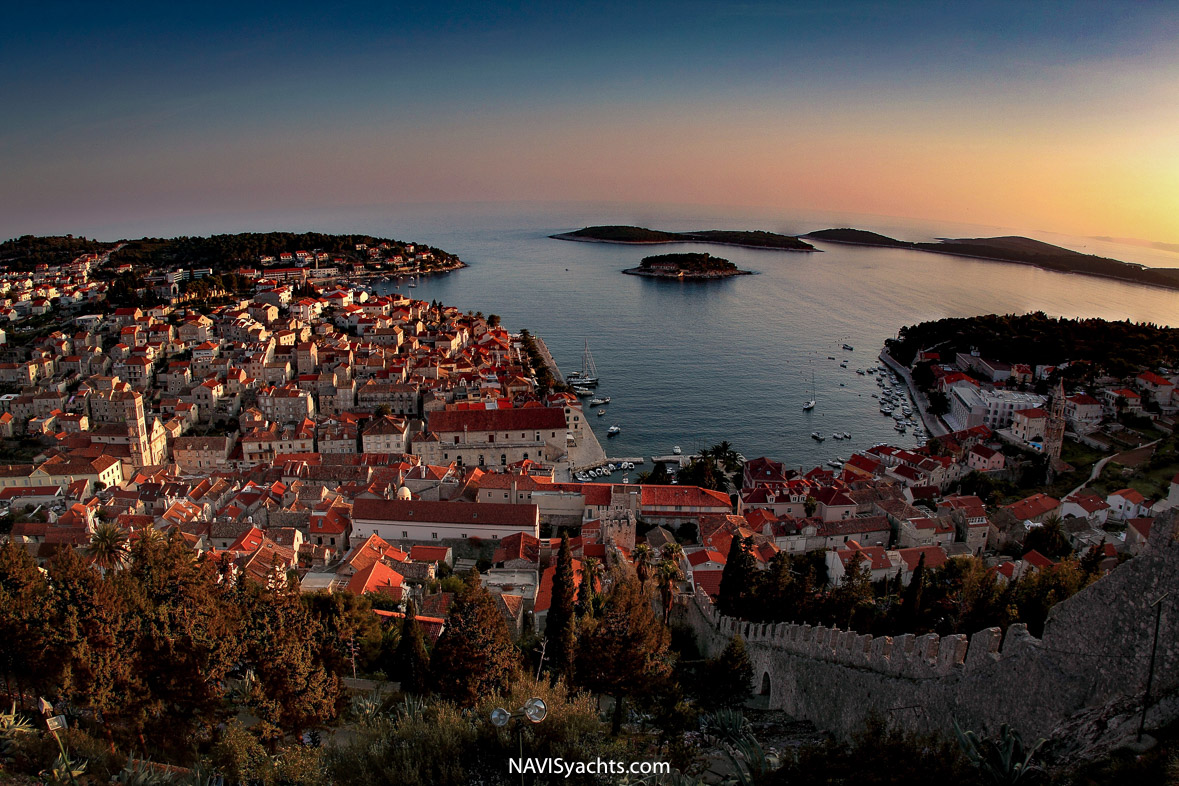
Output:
[
  {"xmin": 431, "ymin": 532, "xmax": 438, "ymax": 539},
  {"xmin": 330, "ymin": 537, "xmax": 335, "ymax": 546},
  {"xmin": 402, "ymin": 531, "xmax": 408, "ymax": 538},
  {"xmin": 462, "ymin": 533, "xmax": 468, "ymax": 538}
]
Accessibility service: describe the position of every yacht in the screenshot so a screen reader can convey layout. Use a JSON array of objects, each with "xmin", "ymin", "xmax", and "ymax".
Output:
[
  {"xmin": 803, "ymin": 371, "xmax": 817, "ymax": 411},
  {"xmin": 573, "ymin": 386, "xmax": 593, "ymax": 397},
  {"xmin": 811, "ymin": 431, "xmax": 825, "ymax": 441},
  {"xmin": 895, "ymin": 422, "xmax": 907, "ymax": 432},
  {"xmin": 567, "ymin": 338, "xmax": 600, "ymax": 387},
  {"xmin": 842, "ymin": 344, "xmax": 854, "ymax": 351},
  {"xmin": 832, "ymin": 432, "xmax": 844, "ymax": 440},
  {"xmin": 842, "ymin": 432, "xmax": 851, "ymax": 439},
  {"xmin": 607, "ymin": 425, "xmax": 621, "ymax": 436},
  {"xmin": 828, "ymin": 459, "xmax": 843, "ymax": 468},
  {"xmin": 589, "ymin": 397, "xmax": 610, "ymax": 406}
]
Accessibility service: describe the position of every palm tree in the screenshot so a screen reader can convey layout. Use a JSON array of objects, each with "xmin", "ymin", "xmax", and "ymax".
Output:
[
  {"xmin": 632, "ymin": 543, "xmax": 654, "ymax": 585},
  {"xmin": 656, "ymin": 558, "xmax": 684, "ymax": 624},
  {"xmin": 84, "ymin": 521, "xmax": 131, "ymax": 574},
  {"xmin": 661, "ymin": 542, "xmax": 684, "ymax": 565}
]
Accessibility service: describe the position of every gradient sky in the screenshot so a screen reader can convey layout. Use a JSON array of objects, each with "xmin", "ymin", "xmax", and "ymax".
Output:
[{"xmin": 3, "ymin": 1, "xmax": 1179, "ymax": 242}]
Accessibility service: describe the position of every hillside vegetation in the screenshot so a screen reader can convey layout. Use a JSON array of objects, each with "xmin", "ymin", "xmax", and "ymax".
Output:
[{"xmin": 555, "ymin": 225, "xmax": 816, "ymax": 250}]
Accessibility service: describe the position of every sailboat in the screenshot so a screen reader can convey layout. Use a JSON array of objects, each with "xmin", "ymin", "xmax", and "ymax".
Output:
[
  {"xmin": 566, "ymin": 338, "xmax": 599, "ymax": 387},
  {"xmin": 802, "ymin": 372, "xmax": 816, "ymax": 411}
]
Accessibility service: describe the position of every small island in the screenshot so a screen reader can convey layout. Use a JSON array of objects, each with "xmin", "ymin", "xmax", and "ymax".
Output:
[
  {"xmin": 622, "ymin": 252, "xmax": 752, "ymax": 279},
  {"xmin": 803, "ymin": 228, "xmax": 1179, "ymax": 291},
  {"xmin": 552, "ymin": 225, "xmax": 817, "ymax": 251}
]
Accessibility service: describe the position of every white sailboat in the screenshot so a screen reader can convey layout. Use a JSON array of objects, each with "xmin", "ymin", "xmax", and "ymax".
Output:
[
  {"xmin": 567, "ymin": 338, "xmax": 599, "ymax": 387},
  {"xmin": 803, "ymin": 371, "xmax": 816, "ymax": 411}
]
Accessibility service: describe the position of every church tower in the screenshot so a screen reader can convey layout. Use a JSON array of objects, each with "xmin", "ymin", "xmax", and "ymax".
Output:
[{"xmin": 1044, "ymin": 379, "xmax": 1066, "ymax": 462}]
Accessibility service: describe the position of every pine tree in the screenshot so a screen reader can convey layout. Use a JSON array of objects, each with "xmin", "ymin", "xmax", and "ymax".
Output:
[
  {"xmin": 236, "ymin": 580, "xmax": 341, "ymax": 733},
  {"xmin": 717, "ymin": 536, "xmax": 756, "ymax": 618},
  {"xmin": 575, "ymin": 577, "xmax": 670, "ymax": 734},
  {"xmin": 0, "ymin": 541, "xmax": 54, "ymax": 708},
  {"xmin": 431, "ymin": 571, "xmax": 518, "ymax": 706},
  {"xmin": 545, "ymin": 537, "xmax": 577, "ymax": 680},
  {"xmin": 392, "ymin": 600, "xmax": 431, "ymax": 694},
  {"xmin": 699, "ymin": 635, "xmax": 754, "ymax": 710}
]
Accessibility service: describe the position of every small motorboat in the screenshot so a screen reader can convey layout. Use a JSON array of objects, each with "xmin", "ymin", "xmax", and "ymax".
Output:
[
  {"xmin": 597, "ymin": 409, "xmax": 606, "ymax": 416},
  {"xmin": 607, "ymin": 425, "xmax": 621, "ymax": 436},
  {"xmin": 843, "ymin": 344, "xmax": 854, "ymax": 351},
  {"xmin": 672, "ymin": 446, "xmax": 682, "ymax": 454},
  {"xmin": 811, "ymin": 432, "xmax": 825, "ymax": 441}
]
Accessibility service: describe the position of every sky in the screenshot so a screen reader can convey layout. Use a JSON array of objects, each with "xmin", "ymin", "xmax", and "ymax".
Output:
[{"xmin": 3, "ymin": 1, "xmax": 1179, "ymax": 243}]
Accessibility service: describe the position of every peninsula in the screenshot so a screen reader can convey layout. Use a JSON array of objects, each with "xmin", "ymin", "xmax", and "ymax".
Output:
[
  {"xmin": 804, "ymin": 228, "xmax": 1179, "ymax": 291},
  {"xmin": 551, "ymin": 225, "xmax": 817, "ymax": 251},
  {"xmin": 622, "ymin": 252, "xmax": 750, "ymax": 279}
]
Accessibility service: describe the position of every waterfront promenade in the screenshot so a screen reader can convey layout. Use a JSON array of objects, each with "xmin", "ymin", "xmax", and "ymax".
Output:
[
  {"xmin": 532, "ymin": 334, "xmax": 563, "ymax": 381},
  {"xmin": 878, "ymin": 350, "xmax": 949, "ymax": 438}
]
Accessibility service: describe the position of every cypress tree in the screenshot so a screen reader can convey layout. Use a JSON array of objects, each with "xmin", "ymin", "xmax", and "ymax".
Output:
[
  {"xmin": 392, "ymin": 600, "xmax": 431, "ymax": 694},
  {"xmin": 899, "ymin": 553, "xmax": 926, "ymax": 632},
  {"xmin": 545, "ymin": 537, "xmax": 577, "ymax": 679},
  {"xmin": 717, "ymin": 536, "xmax": 756, "ymax": 618}
]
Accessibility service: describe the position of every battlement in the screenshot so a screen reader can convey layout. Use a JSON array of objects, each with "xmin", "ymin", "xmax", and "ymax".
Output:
[
  {"xmin": 689, "ymin": 584, "xmax": 1029, "ymax": 680},
  {"xmin": 678, "ymin": 513, "xmax": 1179, "ymax": 740}
]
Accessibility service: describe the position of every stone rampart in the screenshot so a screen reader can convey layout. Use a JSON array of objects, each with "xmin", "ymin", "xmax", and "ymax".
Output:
[{"xmin": 678, "ymin": 513, "xmax": 1179, "ymax": 740}]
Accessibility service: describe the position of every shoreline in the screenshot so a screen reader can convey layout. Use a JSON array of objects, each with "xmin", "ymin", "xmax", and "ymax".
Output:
[
  {"xmin": 550, "ymin": 232, "xmax": 820, "ymax": 253},
  {"xmin": 622, "ymin": 267, "xmax": 753, "ymax": 280},
  {"xmin": 803, "ymin": 236, "xmax": 1179, "ymax": 294}
]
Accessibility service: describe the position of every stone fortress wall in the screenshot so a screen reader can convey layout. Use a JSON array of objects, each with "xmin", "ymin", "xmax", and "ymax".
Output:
[{"xmin": 677, "ymin": 513, "xmax": 1179, "ymax": 740}]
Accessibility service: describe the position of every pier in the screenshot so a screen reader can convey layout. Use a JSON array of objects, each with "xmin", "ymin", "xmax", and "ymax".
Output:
[
  {"xmin": 651, "ymin": 454, "xmax": 691, "ymax": 468},
  {"xmin": 531, "ymin": 334, "xmax": 563, "ymax": 382}
]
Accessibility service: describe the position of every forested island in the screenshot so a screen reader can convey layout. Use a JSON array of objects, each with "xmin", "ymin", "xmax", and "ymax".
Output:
[
  {"xmin": 804, "ymin": 228, "xmax": 1179, "ymax": 291},
  {"xmin": 0, "ymin": 231, "xmax": 465, "ymax": 275},
  {"xmin": 623, "ymin": 252, "xmax": 750, "ymax": 279},
  {"xmin": 552, "ymin": 225, "xmax": 817, "ymax": 251}
]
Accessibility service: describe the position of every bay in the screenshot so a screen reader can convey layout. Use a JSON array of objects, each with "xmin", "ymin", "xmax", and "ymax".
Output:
[{"xmin": 166, "ymin": 201, "xmax": 1179, "ymax": 470}]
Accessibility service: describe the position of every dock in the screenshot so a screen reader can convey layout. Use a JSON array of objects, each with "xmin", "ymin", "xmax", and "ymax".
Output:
[{"xmin": 651, "ymin": 454, "xmax": 691, "ymax": 468}]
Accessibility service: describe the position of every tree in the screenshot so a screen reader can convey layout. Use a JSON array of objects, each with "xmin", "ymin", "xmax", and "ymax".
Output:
[
  {"xmin": 717, "ymin": 536, "xmax": 756, "ymax": 619},
  {"xmin": 575, "ymin": 577, "xmax": 671, "ymax": 734},
  {"xmin": 0, "ymin": 542, "xmax": 54, "ymax": 709},
  {"xmin": 392, "ymin": 600, "xmax": 431, "ymax": 694},
  {"xmin": 431, "ymin": 571, "xmax": 518, "ymax": 706},
  {"xmin": 236, "ymin": 579, "xmax": 342, "ymax": 734},
  {"xmin": 545, "ymin": 537, "xmax": 578, "ymax": 680},
  {"xmin": 928, "ymin": 390, "xmax": 951, "ymax": 416},
  {"xmin": 577, "ymin": 557, "xmax": 602, "ymax": 616},
  {"xmin": 655, "ymin": 558, "xmax": 684, "ymax": 624},
  {"xmin": 1023, "ymin": 515, "xmax": 1071, "ymax": 561},
  {"xmin": 698, "ymin": 635, "xmax": 754, "ymax": 710},
  {"xmin": 84, "ymin": 521, "xmax": 131, "ymax": 574},
  {"xmin": 804, "ymin": 496, "xmax": 818, "ymax": 518},
  {"xmin": 631, "ymin": 543, "xmax": 654, "ymax": 585},
  {"xmin": 898, "ymin": 553, "xmax": 926, "ymax": 632},
  {"xmin": 829, "ymin": 552, "xmax": 874, "ymax": 629}
]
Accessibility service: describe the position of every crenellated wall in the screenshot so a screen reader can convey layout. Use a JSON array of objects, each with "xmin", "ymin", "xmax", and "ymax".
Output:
[{"xmin": 678, "ymin": 513, "xmax": 1179, "ymax": 740}]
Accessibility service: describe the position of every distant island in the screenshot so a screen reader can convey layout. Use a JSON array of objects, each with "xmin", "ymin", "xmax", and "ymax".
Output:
[
  {"xmin": 552, "ymin": 225, "xmax": 817, "ymax": 251},
  {"xmin": 623, "ymin": 252, "xmax": 751, "ymax": 279},
  {"xmin": 803, "ymin": 228, "xmax": 1179, "ymax": 291}
]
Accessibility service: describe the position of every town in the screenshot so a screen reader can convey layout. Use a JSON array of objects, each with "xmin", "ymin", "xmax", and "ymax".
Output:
[{"xmin": 1, "ymin": 237, "xmax": 1178, "ymax": 783}]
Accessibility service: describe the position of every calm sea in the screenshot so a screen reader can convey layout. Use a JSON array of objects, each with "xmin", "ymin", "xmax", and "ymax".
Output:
[{"xmin": 118, "ymin": 201, "xmax": 1179, "ymax": 470}]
